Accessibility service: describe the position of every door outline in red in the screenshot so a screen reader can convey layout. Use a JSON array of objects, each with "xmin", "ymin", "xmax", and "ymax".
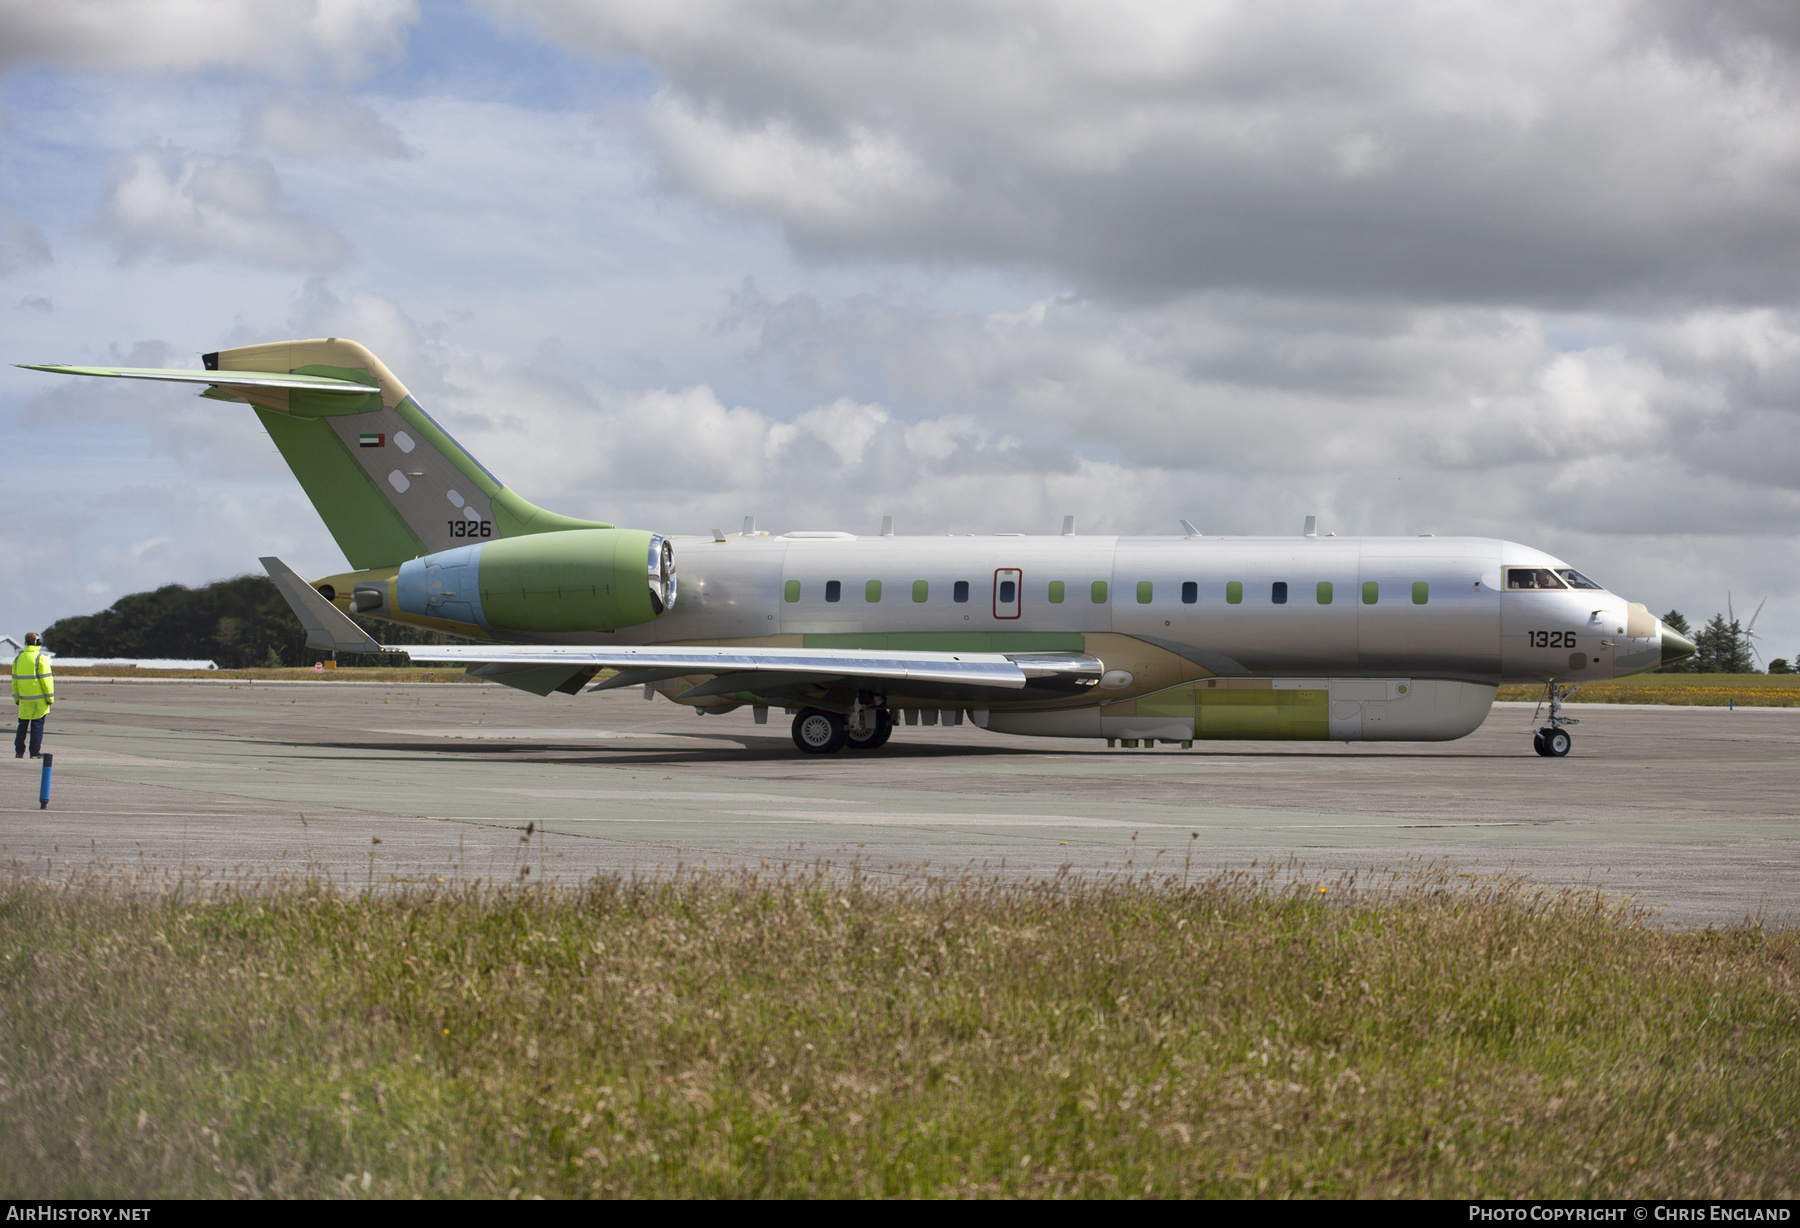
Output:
[{"xmin": 993, "ymin": 568, "xmax": 1022, "ymax": 619}]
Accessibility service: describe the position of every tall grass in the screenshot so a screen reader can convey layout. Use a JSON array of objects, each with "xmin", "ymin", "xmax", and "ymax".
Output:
[
  {"xmin": 1, "ymin": 864, "xmax": 1793, "ymax": 1199},
  {"xmin": 1499, "ymin": 673, "xmax": 1800, "ymax": 706}
]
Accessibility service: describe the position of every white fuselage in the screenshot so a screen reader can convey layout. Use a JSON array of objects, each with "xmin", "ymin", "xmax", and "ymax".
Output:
[
  {"xmin": 521, "ymin": 531, "xmax": 1666, "ymax": 745},
  {"xmin": 603, "ymin": 533, "xmax": 1654, "ymax": 682}
]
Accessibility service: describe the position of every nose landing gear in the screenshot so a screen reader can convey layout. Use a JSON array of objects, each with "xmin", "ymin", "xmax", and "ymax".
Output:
[
  {"xmin": 1531, "ymin": 681, "xmax": 1581, "ymax": 757},
  {"xmin": 1533, "ymin": 727, "xmax": 1573, "ymax": 757}
]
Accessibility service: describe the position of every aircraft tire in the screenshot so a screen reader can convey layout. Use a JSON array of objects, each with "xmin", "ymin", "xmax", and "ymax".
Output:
[
  {"xmin": 844, "ymin": 709, "xmax": 894, "ymax": 751},
  {"xmin": 1532, "ymin": 730, "xmax": 1549, "ymax": 756},
  {"xmin": 792, "ymin": 708, "xmax": 847, "ymax": 755},
  {"xmin": 1544, "ymin": 729, "xmax": 1573, "ymax": 757}
]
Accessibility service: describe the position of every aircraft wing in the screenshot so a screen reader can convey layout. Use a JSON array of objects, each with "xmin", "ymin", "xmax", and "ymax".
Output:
[
  {"xmin": 19, "ymin": 365, "xmax": 375, "ymax": 395},
  {"xmin": 391, "ymin": 642, "xmax": 1041, "ymax": 694}
]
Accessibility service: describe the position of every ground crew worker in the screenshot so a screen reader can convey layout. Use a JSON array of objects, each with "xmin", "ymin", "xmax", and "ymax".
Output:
[{"xmin": 13, "ymin": 631, "xmax": 52, "ymax": 759}]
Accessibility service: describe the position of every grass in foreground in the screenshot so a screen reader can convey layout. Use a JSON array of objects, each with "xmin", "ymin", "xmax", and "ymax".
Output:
[
  {"xmin": 0, "ymin": 867, "xmax": 1793, "ymax": 1199},
  {"xmin": 1498, "ymin": 672, "xmax": 1800, "ymax": 706}
]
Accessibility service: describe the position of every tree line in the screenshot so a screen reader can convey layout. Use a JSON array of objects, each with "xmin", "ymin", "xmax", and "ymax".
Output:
[
  {"xmin": 1658, "ymin": 610, "xmax": 1788, "ymax": 674},
  {"xmin": 40, "ymin": 575, "xmax": 462, "ymax": 669}
]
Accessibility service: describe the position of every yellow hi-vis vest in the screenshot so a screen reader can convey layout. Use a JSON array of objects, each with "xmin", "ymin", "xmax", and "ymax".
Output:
[{"xmin": 12, "ymin": 646, "xmax": 53, "ymax": 720}]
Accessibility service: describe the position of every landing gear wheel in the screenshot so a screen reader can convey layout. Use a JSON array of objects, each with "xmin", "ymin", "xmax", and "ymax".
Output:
[
  {"xmin": 844, "ymin": 709, "xmax": 894, "ymax": 751},
  {"xmin": 1532, "ymin": 730, "xmax": 1550, "ymax": 757},
  {"xmin": 792, "ymin": 708, "xmax": 846, "ymax": 755},
  {"xmin": 1543, "ymin": 728, "xmax": 1572, "ymax": 757}
]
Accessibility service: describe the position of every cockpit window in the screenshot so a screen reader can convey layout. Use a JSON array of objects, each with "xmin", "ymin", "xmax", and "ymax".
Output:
[
  {"xmin": 1506, "ymin": 568, "xmax": 1567, "ymax": 591},
  {"xmin": 1555, "ymin": 568, "xmax": 1605, "ymax": 591}
]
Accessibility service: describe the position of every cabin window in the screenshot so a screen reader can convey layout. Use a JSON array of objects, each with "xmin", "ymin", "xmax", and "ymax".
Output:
[
  {"xmin": 826, "ymin": 580, "xmax": 842, "ymax": 603},
  {"xmin": 784, "ymin": 580, "xmax": 800, "ymax": 603},
  {"xmin": 999, "ymin": 579, "xmax": 1017, "ymax": 603},
  {"xmin": 1181, "ymin": 581, "xmax": 1197, "ymax": 604},
  {"xmin": 913, "ymin": 580, "xmax": 929, "ymax": 603},
  {"xmin": 1091, "ymin": 581, "xmax": 1108, "ymax": 603},
  {"xmin": 1556, "ymin": 569, "xmax": 1604, "ymax": 591},
  {"xmin": 1506, "ymin": 568, "xmax": 1567, "ymax": 591},
  {"xmin": 1317, "ymin": 581, "xmax": 1333, "ymax": 605},
  {"xmin": 1272, "ymin": 581, "xmax": 1288, "ymax": 605},
  {"xmin": 1363, "ymin": 581, "xmax": 1379, "ymax": 605},
  {"xmin": 1226, "ymin": 581, "xmax": 1242, "ymax": 604},
  {"xmin": 866, "ymin": 580, "xmax": 882, "ymax": 602},
  {"xmin": 953, "ymin": 580, "xmax": 970, "ymax": 603},
  {"xmin": 1413, "ymin": 581, "xmax": 1429, "ymax": 605},
  {"xmin": 1137, "ymin": 581, "xmax": 1153, "ymax": 604},
  {"xmin": 1048, "ymin": 581, "xmax": 1065, "ymax": 603}
]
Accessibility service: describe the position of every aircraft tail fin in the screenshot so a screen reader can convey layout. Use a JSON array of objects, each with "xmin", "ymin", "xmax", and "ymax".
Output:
[
  {"xmin": 24, "ymin": 337, "xmax": 609, "ymax": 568},
  {"xmin": 213, "ymin": 338, "xmax": 610, "ymax": 567}
]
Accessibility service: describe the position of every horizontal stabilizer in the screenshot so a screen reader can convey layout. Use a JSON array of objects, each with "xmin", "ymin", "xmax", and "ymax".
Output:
[
  {"xmin": 19, "ymin": 365, "xmax": 374, "ymax": 394},
  {"xmin": 387, "ymin": 643, "xmax": 1035, "ymax": 689},
  {"xmin": 261, "ymin": 557, "xmax": 383, "ymax": 654}
]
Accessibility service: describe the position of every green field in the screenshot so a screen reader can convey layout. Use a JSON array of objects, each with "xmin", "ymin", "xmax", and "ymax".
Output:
[
  {"xmin": 1, "ymin": 867, "xmax": 1793, "ymax": 1198},
  {"xmin": 1498, "ymin": 673, "xmax": 1800, "ymax": 706}
]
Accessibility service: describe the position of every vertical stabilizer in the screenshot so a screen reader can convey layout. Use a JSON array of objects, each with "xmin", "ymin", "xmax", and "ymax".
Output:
[{"xmin": 208, "ymin": 338, "xmax": 609, "ymax": 568}]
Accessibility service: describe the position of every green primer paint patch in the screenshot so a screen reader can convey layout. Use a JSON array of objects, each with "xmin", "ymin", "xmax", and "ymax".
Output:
[
  {"xmin": 478, "ymin": 529, "xmax": 658, "ymax": 632},
  {"xmin": 1048, "ymin": 581, "xmax": 1065, "ymax": 604},
  {"xmin": 254, "ymin": 406, "xmax": 422, "ymax": 570}
]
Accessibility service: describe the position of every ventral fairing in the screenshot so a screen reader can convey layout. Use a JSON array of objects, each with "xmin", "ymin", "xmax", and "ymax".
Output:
[{"xmin": 25, "ymin": 339, "xmax": 1696, "ymax": 757}]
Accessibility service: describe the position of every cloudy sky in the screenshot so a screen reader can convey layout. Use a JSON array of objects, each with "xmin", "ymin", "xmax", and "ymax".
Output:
[{"xmin": 3, "ymin": 0, "xmax": 1798, "ymax": 658}]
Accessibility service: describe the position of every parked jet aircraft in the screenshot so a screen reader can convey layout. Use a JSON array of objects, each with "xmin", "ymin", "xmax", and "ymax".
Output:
[{"xmin": 25, "ymin": 338, "xmax": 1694, "ymax": 757}]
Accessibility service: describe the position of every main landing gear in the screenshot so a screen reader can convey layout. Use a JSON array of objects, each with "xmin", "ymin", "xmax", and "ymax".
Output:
[
  {"xmin": 791, "ymin": 698, "xmax": 893, "ymax": 755},
  {"xmin": 1531, "ymin": 681, "xmax": 1580, "ymax": 757}
]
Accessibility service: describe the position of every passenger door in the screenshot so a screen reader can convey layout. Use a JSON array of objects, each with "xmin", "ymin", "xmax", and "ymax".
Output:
[{"xmin": 993, "ymin": 568, "xmax": 1022, "ymax": 619}]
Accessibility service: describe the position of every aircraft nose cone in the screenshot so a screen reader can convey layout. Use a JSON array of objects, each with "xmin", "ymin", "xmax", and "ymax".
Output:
[{"xmin": 1661, "ymin": 626, "xmax": 1696, "ymax": 667}]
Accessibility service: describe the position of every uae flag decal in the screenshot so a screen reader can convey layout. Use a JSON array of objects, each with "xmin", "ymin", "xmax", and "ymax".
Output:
[{"xmin": 359, "ymin": 433, "xmax": 385, "ymax": 448}]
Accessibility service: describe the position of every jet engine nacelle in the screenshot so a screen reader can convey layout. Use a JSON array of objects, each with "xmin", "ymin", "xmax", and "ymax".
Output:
[{"xmin": 396, "ymin": 528, "xmax": 676, "ymax": 633}]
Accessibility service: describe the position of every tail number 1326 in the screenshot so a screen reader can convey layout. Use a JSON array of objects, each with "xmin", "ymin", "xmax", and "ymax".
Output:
[
  {"xmin": 1529, "ymin": 630, "xmax": 1576, "ymax": 648},
  {"xmin": 447, "ymin": 520, "xmax": 493, "ymax": 538}
]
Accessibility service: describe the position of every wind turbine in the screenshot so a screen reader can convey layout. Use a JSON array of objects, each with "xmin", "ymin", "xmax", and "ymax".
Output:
[{"xmin": 1728, "ymin": 593, "xmax": 1769, "ymax": 668}]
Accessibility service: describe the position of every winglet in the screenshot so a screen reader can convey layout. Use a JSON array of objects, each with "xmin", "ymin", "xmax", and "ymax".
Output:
[{"xmin": 260, "ymin": 557, "xmax": 382, "ymax": 654}]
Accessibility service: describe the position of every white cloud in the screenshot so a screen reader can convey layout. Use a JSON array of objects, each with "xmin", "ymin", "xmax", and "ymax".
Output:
[
  {"xmin": 488, "ymin": 0, "xmax": 1800, "ymax": 303},
  {"xmin": 244, "ymin": 96, "xmax": 416, "ymax": 160},
  {"xmin": 97, "ymin": 145, "xmax": 353, "ymax": 270},
  {"xmin": 0, "ymin": 0, "xmax": 419, "ymax": 81}
]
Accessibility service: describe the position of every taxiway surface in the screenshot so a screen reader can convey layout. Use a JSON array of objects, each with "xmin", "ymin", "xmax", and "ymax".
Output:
[{"xmin": 5, "ymin": 678, "xmax": 1795, "ymax": 927}]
